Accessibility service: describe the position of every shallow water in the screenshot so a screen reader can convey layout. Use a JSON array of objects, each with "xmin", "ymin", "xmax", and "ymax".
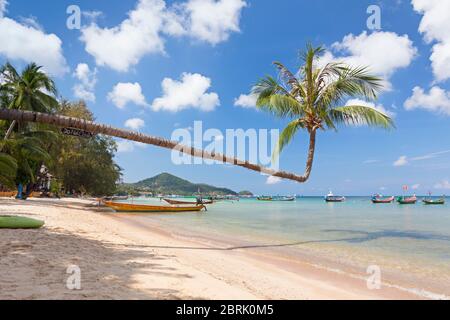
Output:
[{"xmin": 116, "ymin": 196, "xmax": 450, "ymax": 298}]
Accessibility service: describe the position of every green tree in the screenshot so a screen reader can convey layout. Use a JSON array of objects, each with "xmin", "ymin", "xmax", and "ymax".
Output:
[
  {"xmin": 51, "ymin": 101, "xmax": 122, "ymax": 196},
  {"xmin": 253, "ymin": 45, "xmax": 394, "ymax": 182},
  {"xmin": 0, "ymin": 62, "xmax": 58, "ymax": 140}
]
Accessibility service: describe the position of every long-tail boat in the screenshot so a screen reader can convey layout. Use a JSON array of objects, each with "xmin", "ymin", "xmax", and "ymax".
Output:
[
  {"xmin": 163, "ymin": 198, "xmax": 213, "ymax": 205},
  {"xmin": 257, "ymin": 196, "xmax": 273, "ymax": 201},
  {"xmin": 103, "ymin": 201, "xmax": 206, "ymax": 212},
  {"xmin": 272, "ymin": 196, "xmax": 295, "ymax": 202},
  {"xmin": 371, "ymin": 195, "xmax": 395, "ymax": 203},
  {"xmin": 397, "ymin": 195, "xmax": 417, "ymax": 204},
  {"xmin": 423, "ymin": 197, "xmax": 445, "ymax": 205}
]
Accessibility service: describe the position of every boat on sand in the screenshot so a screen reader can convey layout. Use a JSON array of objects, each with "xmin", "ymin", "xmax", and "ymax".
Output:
[
  {"xmin": 0, "ymin": 215, "xmax": 45, "ymax": 229},
  {"xmin": 103, "ymin": 201, "xmax": 206, "ymax": 212},
  {"xmin": 163, "ymin": 198, "xmax": 213, "ymax": 205}
]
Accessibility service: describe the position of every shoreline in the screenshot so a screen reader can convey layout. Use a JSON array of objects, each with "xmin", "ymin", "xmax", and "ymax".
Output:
[{"xmin": 0, "ymin": 198, "xmax": 432, "ymax": 299}]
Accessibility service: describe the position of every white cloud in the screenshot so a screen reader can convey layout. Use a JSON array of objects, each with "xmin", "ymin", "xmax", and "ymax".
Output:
[
  {"xmin": 0, "ymin": 0, "xmax": 7, "ymax": 18},
  {"xmin": 80, "ymin": 0, "xmax": 172, "ymax": 72},
  {"xmin": 0, "ymin": 15, "xmax": 68, "ymax": 76},
  {"xmin": 124, "ymin": 118, "xmax": 145, "ymax": 130},
  {"xmin": 412, "ymin": 0, "xmax": 450, "ymax": 82},
  {"xmin": 346, "ymin": 99, "xmax": 395, "ymax": 118},
  {"xmin": 116, "ymin": 140, "xmax": 147, "ymax": 153},
  {"xmin": 363, "ymin": 159, "xmax": 379, "ymax": 164},
  {"xmin": 108, "ymin": 82, "xmax": 148, "ymax": 109},
  {"xmin": 266, "ymin": 175, "xmax": 282, "ymax": 185},
  {"xmin": 80, "ymin": 0, "xmax": 246, "ymax": 71},
  {"xmin": 234, "ymin": 93, "xmax": 257, "ymax": 108},
  {"xmin": 393, "ymin": 156, "xmax": 408, "ymax": 167},
  {"xmin": 72, "ymin": 63, "xmax": 97, "ymax": 102},
  {"xmin": 183, "ymin": 0, "xmax": 247, "ymax": 45},
  {"xmin": 152, "ymin": 72, "xmax": 219, "ymax": 112},
  {"xmin": 434, "ymin": 180, "xmax": 450, "ymax": 190},
  {"xmin": 320, "ymin": 31, "xmax": 417, "ymax": 90},
  {"xmin": 410, "ymin": 149, "xmax": 450, "ymax": 161},
  {"xmin": 404, "ymin": 86, "xmax": 450, "ymax": 115}
]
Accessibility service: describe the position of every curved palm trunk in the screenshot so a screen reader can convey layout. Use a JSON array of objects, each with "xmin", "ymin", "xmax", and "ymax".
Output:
[
  {"xmin": 0, "ymin": 109, "xmax": 313, "ymax": 183},
  {"xmin": 302, "ymin": 129, "xmax": 316, "ymax": 182}
]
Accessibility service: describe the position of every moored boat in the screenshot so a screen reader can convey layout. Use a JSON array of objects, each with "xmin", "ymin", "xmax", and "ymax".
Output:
[
  {"xmin": 324, "ymin": 191, "xmax": 345, "ymax": 202},
  {"xmin": 272, "ymin": 196, "xmax": 295, "ymax": 202},
  {"xmin": 103, "ymin": 201, "xmax": 206, "ymax": 212},
  {"xmin": 257, "ymin": 196, "xmax": 273, "ymax": 201},
  {"xmin": 422, "ymin": 198, "xmax": 445, "ymax": 205},
  {"xmin": 163, "ymin": 198, "xmax": 213, "ymax": 205},
  {"xmin": 371, "ymin": 194, "xmax": 394, "ymax": 203},
  {"xmin": 397, "ymin": 195, "xmax": 417, "ymax": 204}
]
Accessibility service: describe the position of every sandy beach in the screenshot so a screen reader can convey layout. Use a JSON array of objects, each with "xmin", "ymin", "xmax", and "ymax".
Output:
[{"xmin": 0, "ymin": 198, "xmax": 425, "ymax": 300}]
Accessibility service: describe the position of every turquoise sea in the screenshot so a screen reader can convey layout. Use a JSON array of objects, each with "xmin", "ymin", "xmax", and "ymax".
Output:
[{"xmin": 114, "ymin": 196, "xmax": 450, "ymax": 298}]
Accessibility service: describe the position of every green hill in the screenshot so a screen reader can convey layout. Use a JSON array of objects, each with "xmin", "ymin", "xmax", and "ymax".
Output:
[{"xmin": 124, "ymin": 172, "xmax": 237, "ymax": 196}]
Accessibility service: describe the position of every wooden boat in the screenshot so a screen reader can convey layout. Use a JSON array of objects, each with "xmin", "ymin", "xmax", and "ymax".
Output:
[
  {"xmin": 272, "ymin": 196, "xmax": 295, "ymax": 202},
  {"xmin": 103, "ymin": 201, "xmax": 205, "ymax": 212},
  {"xmin": 423, "ymin": 198, "xmax": 445, "ymax": 205},
  {"xmin": 257, "ymin": 196, "xmax": 273, "ymax": 201},
  {"xmin": 104, "ymin": 195, "xmax": 129, "ymax": 201},
  {"xmin": 163, "ymin": 198, "xmax": 213, "ymax": 205},
  {"xmin": 324, "ymin": 191, "xmax": 345, "ymax": 202},
  {"xmin": 397, "ymin": 196, "xmax": 417, "ymax": 204},
  {"xmin": 371, "ymin": 195, "xmax": 394, "ymax": 203}
]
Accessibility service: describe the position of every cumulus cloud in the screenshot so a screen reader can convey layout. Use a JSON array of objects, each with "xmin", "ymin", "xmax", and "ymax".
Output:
[
  {"xmin": 108, "ymin": 82, "xmax": 148, "ymax": 109},
  {"xmin": 116, "ymin": 140, "xmax": 147, "ymax": 153},
  {"xmin": 151, "ymin": 72, "xmax": 219, "ymax": 112},
  {"xmin": 72, "ymin": 63, "xmax": 97, "ymax": 102},
  {"xmin": 124, "ymin": 118, "xmax": 145, "ymax": 130},
  {"xmin": 80, "ymin": 0, "xmax": 246, "ymax": 71},
  {"xmin": 393, "ymin": 156, "xmax": 408, "ymax": 167},
  {"xmin": 0, "ymin": 0, "xmax": 7, "ymax": 18},
  {"xmin": 266, "ymin": 175, "xmax": 282, "ymax": 185},
  {"xmin": 404, "ymin": 86, "xmax": 450, "ymax": 116},
  {"xmin": 412, "ymin": 0, "xmax": 450, "ymax": 82},
  {"xmin": 318, "ymin": 31, "xmax": 417, "ymax": 90},
  {"xmin": 80, "ymin": 0, "xmax": 175, "ymax": 72},
  {"xmin": 346, "ymin": 99, "xmax": 395, "ymax": 118},
  {"xmin": 234, "ymin": 93, "xmax": 257, "ymax": 108},
  {"xmin": 0, "ymin": 12, "xmax": 68, "ymax": 76},
  {"xmin": 183, "ymin": 0, "xmax": 247, "ymax": 44}
]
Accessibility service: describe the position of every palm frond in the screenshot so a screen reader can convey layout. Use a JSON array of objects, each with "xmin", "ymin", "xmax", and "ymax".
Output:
[
  {"xmin": 273, "ymin": 119, "xmax": 303, "ymax": 159},
  {"xmin": 329, "ymin": 105, "xmax": 394, "ymax": 129}
]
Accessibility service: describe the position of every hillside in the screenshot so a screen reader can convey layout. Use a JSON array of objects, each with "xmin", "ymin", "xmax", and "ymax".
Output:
[{"xmin": 124, "ymin": 173, "xmax": 237, "ymax": 196}]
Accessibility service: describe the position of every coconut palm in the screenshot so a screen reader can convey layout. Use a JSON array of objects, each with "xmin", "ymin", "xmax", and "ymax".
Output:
[
  {"xmin": 0, "ymin": 62, "xmax": 58, "ymax": 140},
  {"xmin": 0, "ymin": 152, "xmax": 17, "ymax": 188},
  {"xmin": 252, "ymin": 44, "xmax": 394, "ymax": 182}
]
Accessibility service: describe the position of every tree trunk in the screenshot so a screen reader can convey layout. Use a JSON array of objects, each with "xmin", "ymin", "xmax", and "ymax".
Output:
[
  {"xmin": 302, "ymin": 129, "xmax": 316, "ymax": 182},
  {"xmin": 0, "ymin": 120, "xmax": 16, "ymax": 152},
  {"xmin": 0, "ymin": 109, "xmax": 314, "ymax": 183}
]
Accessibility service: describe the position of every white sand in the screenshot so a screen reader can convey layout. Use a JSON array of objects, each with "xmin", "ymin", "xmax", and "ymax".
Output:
[{"xmin": 0, "ymin": 198, "xmax": 419, "ymax": 300}]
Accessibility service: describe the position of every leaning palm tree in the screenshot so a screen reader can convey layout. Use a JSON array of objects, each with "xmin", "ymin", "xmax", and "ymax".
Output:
[
  {"xmin": 252, "ymin": 44, "xmax": 394, "ymax": 182},
  {"xmin": 0, "ymin": 63, "xmax": 58, "ymax": 141}
]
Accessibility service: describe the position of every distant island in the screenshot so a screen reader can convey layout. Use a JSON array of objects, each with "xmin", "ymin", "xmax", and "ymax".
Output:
[{"xmin": 119, "ymin": 172, "xmax": 240, "ymax": 196}]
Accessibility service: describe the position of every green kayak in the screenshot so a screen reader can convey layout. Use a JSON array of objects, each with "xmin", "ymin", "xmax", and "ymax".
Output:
[{"xmin": 0, "ymin": 215, "xmax": 45, "ymax": 229}]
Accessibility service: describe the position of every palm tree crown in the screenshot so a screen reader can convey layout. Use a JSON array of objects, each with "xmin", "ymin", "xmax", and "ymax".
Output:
[{"xmin": 252, "ymin": 44, "xmax": 394, "ymax": 182}]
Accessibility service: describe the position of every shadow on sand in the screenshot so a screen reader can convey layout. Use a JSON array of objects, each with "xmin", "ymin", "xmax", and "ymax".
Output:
[{"xmin": 0, "ymin": 227, "xmax": 189, "ymax": 299}]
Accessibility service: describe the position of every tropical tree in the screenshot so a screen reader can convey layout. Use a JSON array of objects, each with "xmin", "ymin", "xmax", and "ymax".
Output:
[
  {"xmin": 252, "ymin": 44, "xmax": 394, "ymax": 182},
  {"xmin": 0, "ymin": 62, "xmax": 58, "ymax": 141}
]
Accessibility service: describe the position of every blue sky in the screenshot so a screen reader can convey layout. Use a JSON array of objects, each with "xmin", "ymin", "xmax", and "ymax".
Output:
[{"xmin": 1, "ymin": 0, "xmax": 450, "ymax": 195}]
